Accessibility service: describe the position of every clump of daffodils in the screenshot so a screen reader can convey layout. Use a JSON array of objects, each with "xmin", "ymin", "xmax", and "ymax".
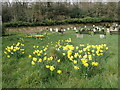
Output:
[
  {"xmin": 4, "ymin": 42, "xmax": 25, "ymax": 58},
  {"xmin": 30, "ymin": 38, "xmax": 109, "ymax": 77},
  {"xmin": 27, "ymin": 35, "xmax": 44, "ymax": 40}
]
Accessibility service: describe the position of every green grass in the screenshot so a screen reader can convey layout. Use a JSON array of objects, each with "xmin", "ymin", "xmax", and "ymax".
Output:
[{"xmin": 2, "ymin": 30, "xmax": 118, "ymax": 88}]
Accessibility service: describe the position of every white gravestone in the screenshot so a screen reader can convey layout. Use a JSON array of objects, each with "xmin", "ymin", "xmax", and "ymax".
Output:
[
  {"xmin": 76, "ymin": 30, "xmax": 78, "ymax": 33},
  {"xmin": 67, "ymin": 28, "xmax": 70, "ymax": 30},
  {"xmin": 56, "ymin": 28, "xmax": 58, "ymax": 32},
  {"xmin": 63, "ymin": 29, "xmax": 66, "ymax": 31},
  {"xmin": 93, "ymin": 29, "xmax": 96, "ymax": 32},
  {"xmin": 99, "ymin": 28, "xmax": 101, "ymax": 31},
  {"xmin": 74, "ymin": 27, "xmax": 77, "ymax": 30},
  {"xmin": 107, "ymin": 28, "xmax": 110, "ymax": 33},
  {"xmin": 100, "ymin": 34, "xmax": 105, "ymax": 39},
  {"xmin": 93, "ymin": 25, "xmax": 95, "ymax": 27},
  {"xmin": 76, "ymin": 34, "xmax": 83, "ymax": 38},
  {"xmin": 50, "ymin": 28, "xmax": 52, "ymax": 31},
  {"xmin": 115, "ymin": 28, "xmax": 118, "ymax": 31}
]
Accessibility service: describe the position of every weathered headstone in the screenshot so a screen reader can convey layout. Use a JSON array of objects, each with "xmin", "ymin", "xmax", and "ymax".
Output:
[
  {"xmin": 75, "ymin": 30, "xmax": 78, "ymax": 33},
  {"xmin": 50, "ymin": 28, "xmax": 52, "ymax": 31},
  {"xmin": 76, "ymin": 34, "xmax": 83, "ymax": 38},
  {"xmin": 74, "ymin": 27, "xmax": 77, "ymax": 30},
  {"xmin": 55, "ymin": 28, "xmax": 58, "ymax": 32},
  {"xmin": 100, "ymin": 34, "xmax": 105, "ymax": 39},
  {"xmin": 63, "ymin": 29, "xmax": 66, "ymax": 31},
  {"xmin": 67, "ymin": 28, "xmax": 70, "ymax": 30},
  {"xmin": 107, "ymin": 28, "xmax": 110, "ymax": 33}
]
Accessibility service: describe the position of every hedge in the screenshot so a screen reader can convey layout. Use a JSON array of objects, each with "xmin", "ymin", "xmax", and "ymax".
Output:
[{"xmin": 3, "ymin": 17, "xmax": 120, "ymax": 28}]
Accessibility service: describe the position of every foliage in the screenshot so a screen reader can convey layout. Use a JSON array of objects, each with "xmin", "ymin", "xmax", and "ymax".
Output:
[
  {"xmin": 3, "ymin": 17, "xmax": 118, "ymax": 28},
  {"xmin": 2, "ymin": 2, "xmax": 118, "ymax": 23},
  {"xmin": 29, "ymin": 38, "xmax": 109, "ymax": 78},
  {"xmin": 2, "ymin": 30, "xmax": 118, "ymax": 88},
  {"xmin": 4, "ymin": 42, "xmax": 25, "ymax": 58}
]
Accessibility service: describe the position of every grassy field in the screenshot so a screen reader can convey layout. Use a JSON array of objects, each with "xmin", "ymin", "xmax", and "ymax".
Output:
[{"xmin": 2, "ymin": 30, "xmax": 118, "ymax": 88}]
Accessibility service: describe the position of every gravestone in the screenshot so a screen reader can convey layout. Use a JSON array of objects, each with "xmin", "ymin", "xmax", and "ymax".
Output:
[
  {"xmin": 50, "ymin": 28, "xmax": 52, "ymax": 31},
  {"xmin": 107, "ymin": 28, "xmax": 110, "ymax": 33},
  {"xmin": 55, "ymin": 28, "xmax": 58, "ymax": 32},
  {"xmin": 67, "ymin": 28, "xmax": 70, "ymax": 30},
  {"xmin": 76, "ymin": 34, "xmax": 83, "ymax": 38},
  {"xmin": 75, "ymin": 30, "xmax": 79, "ymax": 33},
  {"xmin": 74, "ymin": 27, "xmax": 77, "ymax": 30},
  {"xmin": 100, "ymin": 34, "xmax": 105, "ymax": 39},
  {"xmin": 63, "ymin": 29, "xmax": 66, "ymax": 31}
]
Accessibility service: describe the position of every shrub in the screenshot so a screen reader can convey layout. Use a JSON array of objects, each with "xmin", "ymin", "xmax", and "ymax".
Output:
[{"xmin": 3, "ymin": 17, "xmax": 118, "ymax": 28}]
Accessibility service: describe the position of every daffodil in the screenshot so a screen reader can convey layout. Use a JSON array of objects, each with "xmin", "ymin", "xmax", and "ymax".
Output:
[
  {"xmin": 4, "ymin": 51, "xmax": 7, "ymax": 54},
  {"xmin": 80, "ymin": 44, "xmax": 84, "ymax": 47},
  {"xmin": 28, "ymin": 55, "xmax": 32, "ymax": 58},
  {"xmin": 31, "ymin": 61, "xmax": 35, "ymax": 65},
  {"xmin": 73, "ymin": 60, "xmax": 77, "ymax": 64},
  {"xmin": 21, "ymin": 44, "xmax": 24, "ymax": 46},
  {"xmin": 92, "ymin": 54, "xmax": 95, "ymax": 56},
  {"xmin": 83, "ymin": 54, "xmax": 87, "ymax": 59},
  {"xmin": 50, "ymin": 56, "xmax": 53, "ymax": 60},
  {"xmin": 57, "ymin": 59, "xmax": 60, "ymax": 62},
  {"xmin": 106, "ymin": 47, "xmax": 108, "ymax": 50},
  {"xmin": 67, "ymin": 50, "xmax": 72, "ymax": 55},
  {"xmin": 33, "ymin": 57, "xmax": 37, "ymax": 61},
  {"xmin": 79, "ymin": 55, "xmax": 82, "ymax": 58},
  {"xmin": 63, "ymin": 53, "xmax": 66, "ymax": 56},
  {"xmin": 20, "ymin": 49, "xmax": 24, "ymax": 51},
  {"xmin": 33, "ymin": 52, "xmax": 36, "ymax": 54},
  {"xmin": 8, "ymin": 50, "xmax": 11, "ymax": 52},
  {"xmin": 74, "ymin": 66, "xmax": 79, "ymax": 70},
  {"xmin": 74, "ymin": 53, "xmax": 79, "ymax": 58},
  {"xmin": 37, "ymin": 53, "xmax": 41, "ymax": 56},
  {"xmin": 57, "ymin": 70, "xmax": 62, "ymax": 74},
  {"xmin": 46, "ymin": 65, "xmax": 50, "ymax": 68},
  {"xmin": 43, "ymin": 56, "xmax": 47, "ymax": 60},
  {"xmin": 92, "ymin": 62, "xmax": 99, "ymax": 66},
  {"xmin": 22, "ymin": 52, "xmax": 24, "ymax": 54},
  {"xmin": 83, "ymin": 62, "xmax": 89, "ymax": 67},
  {"xmin": 47, "ymin": 57, "xmax": 51, "ymax": 61},
  {"xmin": 88, "ymin": 55, "xmax": 92, "ymax": 60},
  {"xmin": 11, "ymin": 52, "xmax": 14, "ymax": 54},
  {"xmin": 92, "ymin": 50, "xmax": 94, "ymax": 53},
  {"xmin": 38, "ymin": 58, "xmax": 42, "ymax": 62},
  {"xmin": 79, "ymin": 50, "xmax": 83, "ymax": 53},
  {"xmin": 44, "ymin": 53, "xmax": 47, "ymax": 55},
  {"xmin": 76, "ymin": 46, "xmax": 79, "ymax": 50},
  {"xmin": 7, "ymin": 55, "xmax": 10, "ymax": 58},
  {"xmin": 100, "ymin": 50, "xmax": 103, "ymax": 52},
  {"xmin": 50, "ymin": 66, "xmax": 55, "ymax": 71},
  {"xmin": 100, "ymin": 53, "xmax": 103, "ymax": 55}
]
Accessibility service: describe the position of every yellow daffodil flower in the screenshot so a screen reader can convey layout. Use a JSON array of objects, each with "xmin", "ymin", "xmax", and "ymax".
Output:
[
  {"xmin": 28, "ymin": 55, "xmax": 32, "ymax": 58},
  {"xmin": 38, "ymin": 58, "xmax": 42, "ymax": 62},
  {"xmin": 57, "ymin": 59, "xmax": 60, "ymax": 62},
  {"xmin": 57, "ymin": 70, "xmax": 62, "ymax": 74},
  {"xmin": 31, "ymin": 61, "xmax": 35, "ymax": 65},
  {"xmin": 50, "ymin": 66, "xmax": 55, "ymax": 71},
  {"xmin": 73, "ymin": 60, "xmax": 77, "ymax": 64},
  {"xmin": 33, "ymin": 57, "xmax": 37, "ymax": 61},
  {"xmin": 74, "ymin": 66, "xmax": 79, "ymax": 70}
]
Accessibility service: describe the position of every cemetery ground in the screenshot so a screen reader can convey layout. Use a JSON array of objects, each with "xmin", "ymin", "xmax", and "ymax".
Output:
[{"xmin": 2, "ymin": 30, "xmax": 118, "ymax": 88}]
